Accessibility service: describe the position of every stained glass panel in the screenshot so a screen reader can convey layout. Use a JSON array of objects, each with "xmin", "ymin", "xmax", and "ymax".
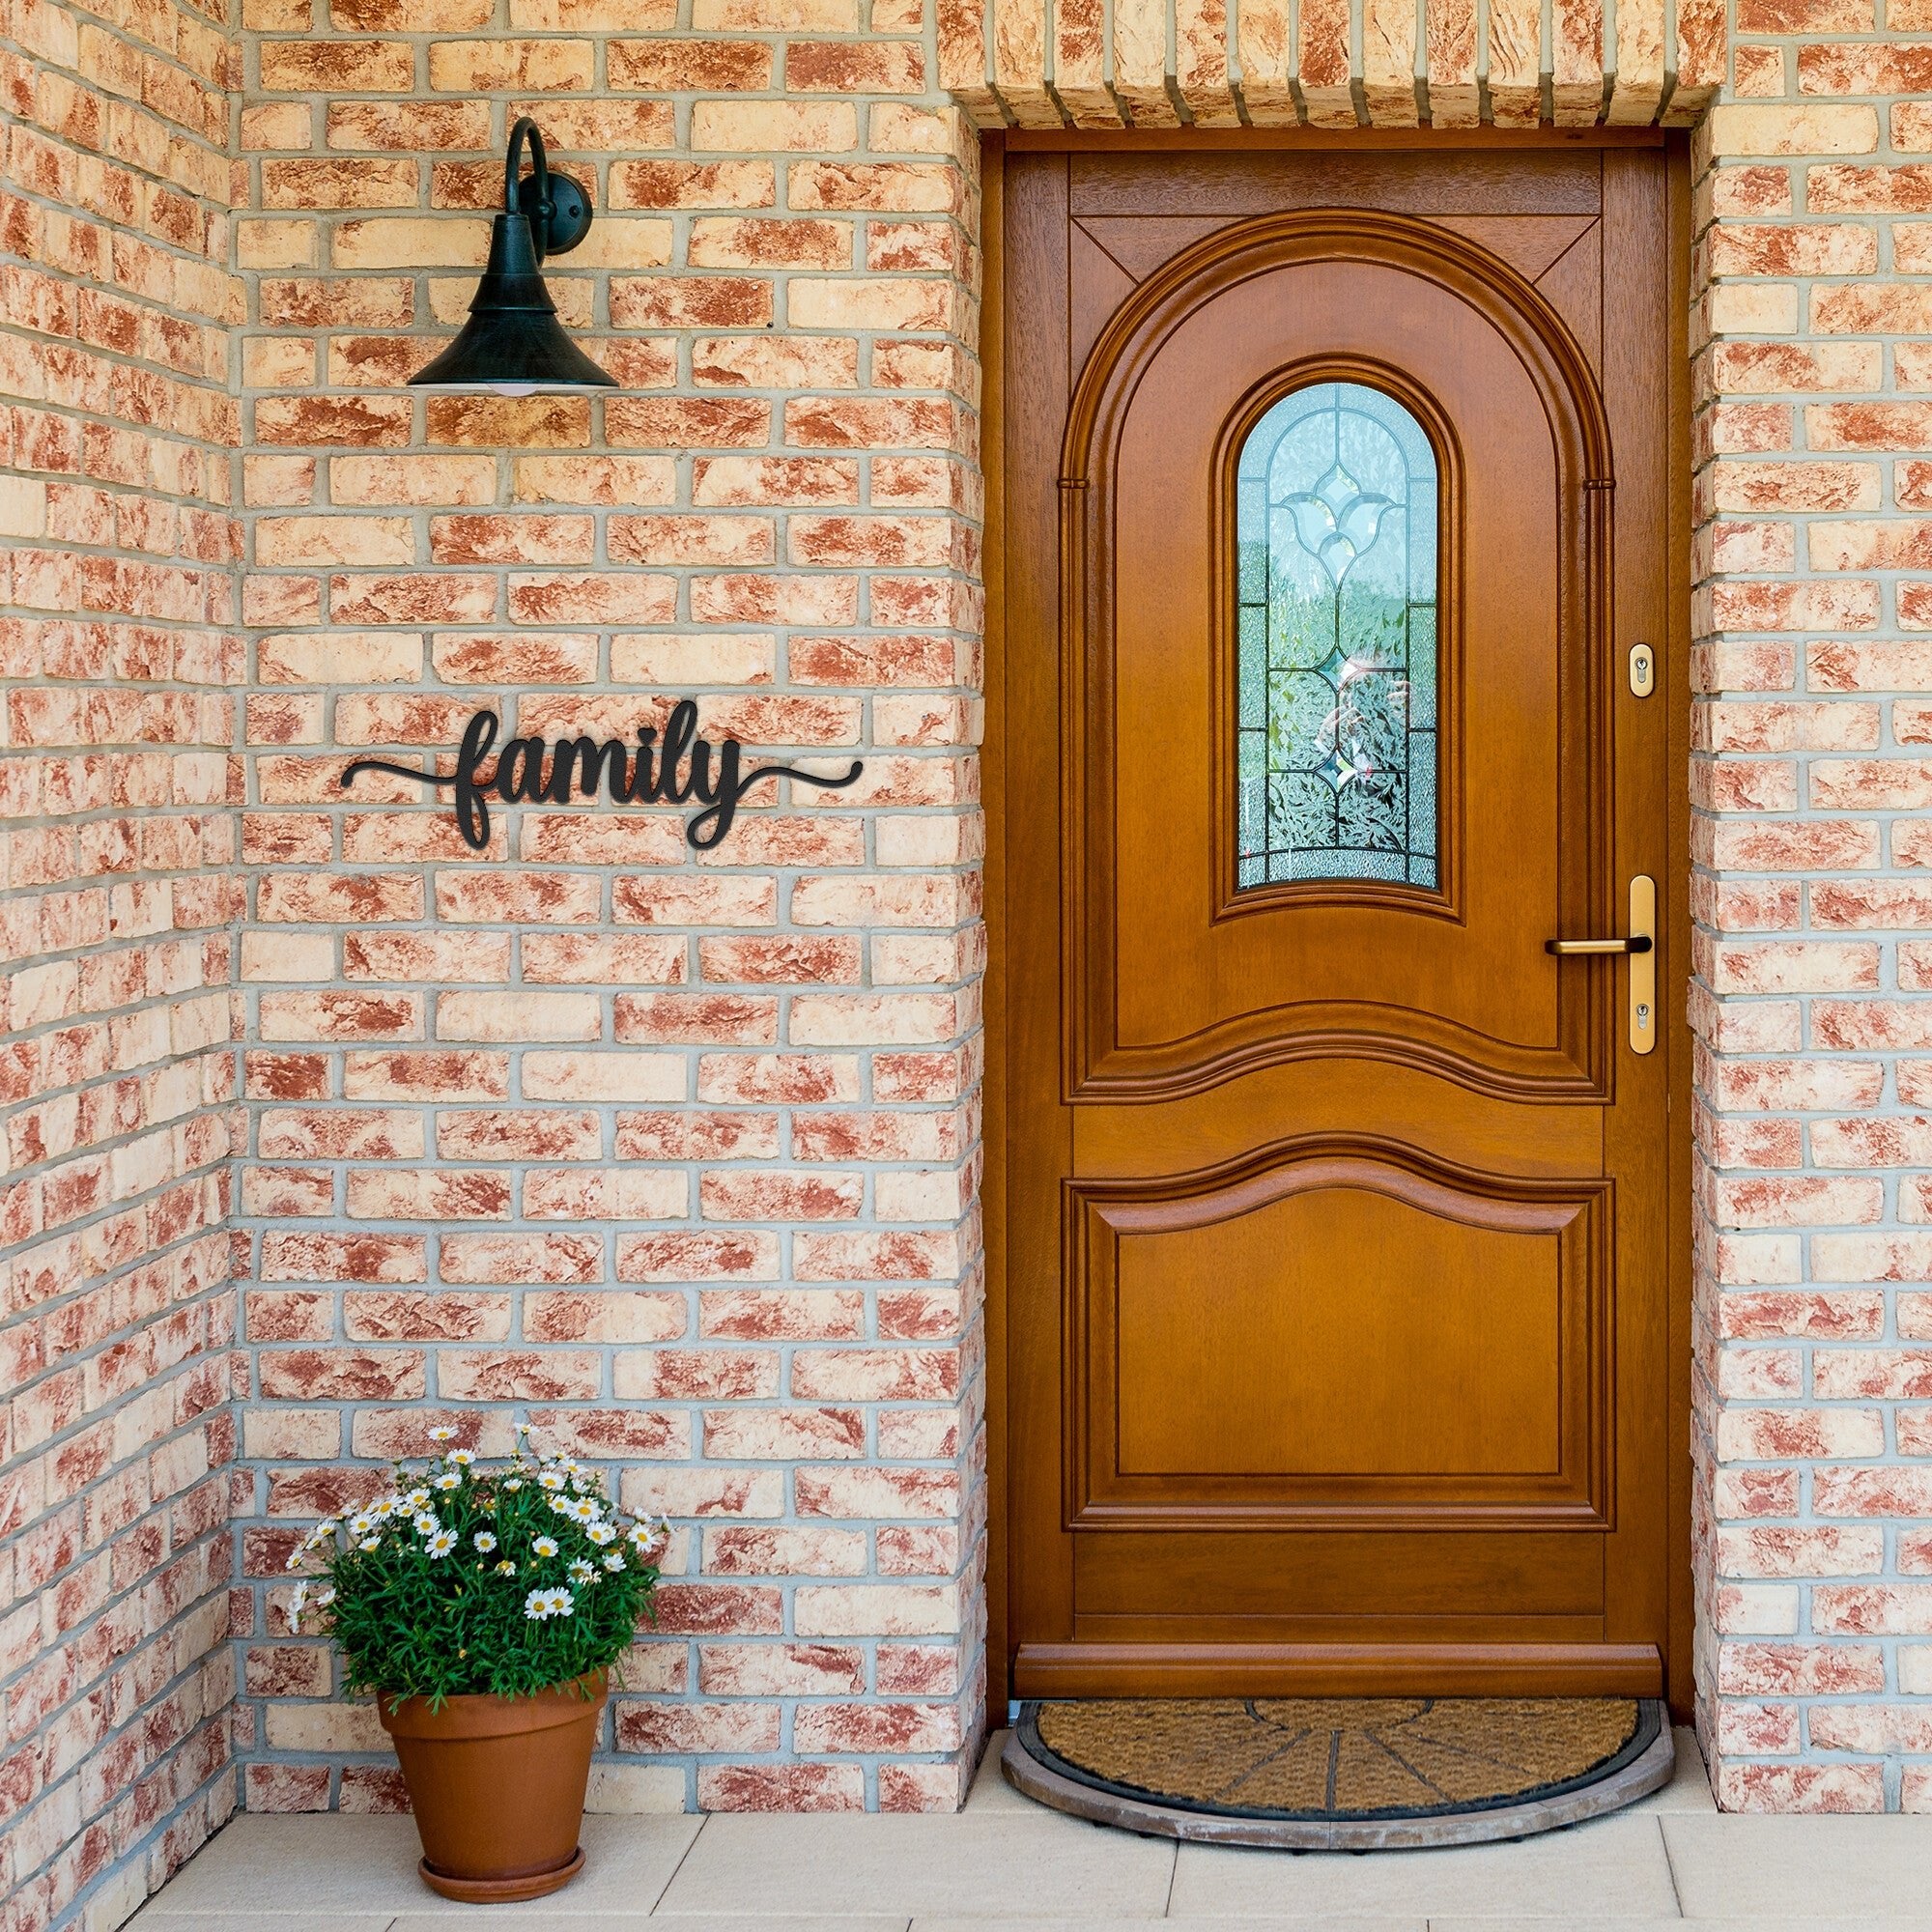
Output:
[{"xmin": 1236, "ymin": 382, "xmax": 1439, "ymax": 891}]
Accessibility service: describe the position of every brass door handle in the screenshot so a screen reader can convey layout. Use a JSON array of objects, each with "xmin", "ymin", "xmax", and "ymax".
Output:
[
  {"xmin": 1545, "ymin": 935, "xmax": 1653, "ymax": 955},
  {"xmin": 1545, "ymin": 876, "xmax": 1657, "ymax": 1056}
]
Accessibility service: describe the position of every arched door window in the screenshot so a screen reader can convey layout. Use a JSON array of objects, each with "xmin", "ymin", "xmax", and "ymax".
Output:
[{"xmin": 1236, "ymin": 381, "xmax": 1439, "ymax": 891}]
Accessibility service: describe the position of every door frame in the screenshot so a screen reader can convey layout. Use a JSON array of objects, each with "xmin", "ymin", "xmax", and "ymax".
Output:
[{"xmin": 980, "ymin": 128, "xmax": 1695, "ymax": 1720}]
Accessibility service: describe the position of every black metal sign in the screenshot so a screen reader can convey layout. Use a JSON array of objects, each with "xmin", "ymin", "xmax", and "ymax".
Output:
[{"xmin": 340, "ymin": 699, "xmax": 864, "ymax": 851}]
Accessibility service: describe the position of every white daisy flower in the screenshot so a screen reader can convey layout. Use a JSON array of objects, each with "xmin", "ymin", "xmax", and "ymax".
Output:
[
  {"xmin": 447, "ymin": 1449, "xmax": 475, "ymax": 1466},
  {"xmin": 566, "ymin": 1498, "xmax": 599, "ymax": 1524},
  {"xmin": 568, "ymin": 1558, "xmax": 595, "ymax": 1584},
  {"xmin": 314, "ymin": 1585, "xmax": 335, "ymax": 1608},
  {"xmin": 472, "ymin": 1531, "xmax": 497, "ymax": 1553},
  {"xmin": 359, "ymin": 1537, "xmax": 381, "ymax": 1552},
  {"xmin": 404, "ymin": 1489, "xmax": 430, "ymax": 1511},
  {"xmin": 433, "ymin": 1471, "xmax": 461, "ymax": 1492},
  {"xmin": 523, "ymin": 1586, "xmax": 573, "ymax": 1621},
  {"xmin": 602, "ymin": 1551, "xmax": 626, "ymax": 1573},
  {"xmin": 495, "ymin": 1559, "xmax": 518, "ymax": 1577},
  {"xmin": 413, "ymin": 1512, "xmax": 440, "ymax": 1536},
  {"xmin": 429, "ymin": 1426, "xmax": 456, "ymax": 1442},
  {"xmin": 586, "ymin": 1523, "xmax": 617, "ymax": 1547},
  {"xmin": 538, "ymin": 1470, "xmax": 566, "ymax": 1492},
  {"xmin": 347, "ymin": 1514, "xmax": 374, "ymax": 1538},
  {"xmin": 502, "ymin": 1478, "xmax": 524, "ymax": 1492},
  {"xmin": 371, "ymin": 1498, "xmax": 397, "ymax": 1519},
  {"xmin": 427, "ymin": 1529, "xmax": 458, "ymax": 1557},
  {"xmin": 532, "ymin": 1535, "xmax": 558, "ymax": 1559}
]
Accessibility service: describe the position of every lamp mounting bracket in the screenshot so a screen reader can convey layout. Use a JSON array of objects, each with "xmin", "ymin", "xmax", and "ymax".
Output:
[{"xmin": 504, "ymin": 115, "xmax": 591, "ymax": 261}]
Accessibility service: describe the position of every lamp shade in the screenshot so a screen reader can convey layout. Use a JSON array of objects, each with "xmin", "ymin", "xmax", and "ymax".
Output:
[{"xmin": 410, "ymin": 118, "xmax": 614, "ymax": 396}]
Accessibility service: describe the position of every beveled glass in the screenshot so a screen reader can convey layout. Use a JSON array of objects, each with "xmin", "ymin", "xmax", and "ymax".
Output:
[{"xmin": 1236, "ymin": 381, "xmax": 1439, "ymax": 891}]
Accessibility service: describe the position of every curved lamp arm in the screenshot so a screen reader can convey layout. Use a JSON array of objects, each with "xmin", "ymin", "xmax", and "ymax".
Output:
[{"xmin": 504, "ymin": 116, "xmax": 552, "ymax": 262}]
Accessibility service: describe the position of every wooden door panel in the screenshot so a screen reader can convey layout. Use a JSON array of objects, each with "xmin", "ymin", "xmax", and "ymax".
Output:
[
  {"xmin": 1066, "ymin": 150, "xmax": 1604, "ymax": 219},
  {"xmin": 1077, "ymin": 1531, "xmax": 1605, "ymax": 1620},
  {"xmin": 1065, "ymin": 215, "xmax": 1617, "ymax": 1107},
  {"xmin": 1004, "ymin": 143, "xmax": 1681, "ymax": 1700},
  {"xmin": 1117, "ymin": 1198, "xmax": 1564, "ymax": 1477},
  {"xmin": 1069, "ymin": 1147, "xmax": 1610, "ymax": 1530}
]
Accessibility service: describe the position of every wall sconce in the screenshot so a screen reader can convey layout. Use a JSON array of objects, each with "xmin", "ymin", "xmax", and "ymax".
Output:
[{"xmin": 410, "ymin": 116, "xmax": 614, "ymax": 395}]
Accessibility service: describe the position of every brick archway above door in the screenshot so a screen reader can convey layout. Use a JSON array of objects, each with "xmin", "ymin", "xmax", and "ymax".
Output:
[{"xmin": 936, "ymin": 0, "xmax": 1722, "ymax": 130}]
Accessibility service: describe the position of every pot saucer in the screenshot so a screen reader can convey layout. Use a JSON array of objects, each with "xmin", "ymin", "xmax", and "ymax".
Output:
[{"xmin": 418, "ymin": 1845, "xmax": 584, "ymax": 1902}]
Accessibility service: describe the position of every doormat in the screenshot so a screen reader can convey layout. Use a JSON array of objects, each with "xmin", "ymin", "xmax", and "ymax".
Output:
[{"xmin": 1003, "ymin": 1697, "xmax": 1673, "ymax": 1849}]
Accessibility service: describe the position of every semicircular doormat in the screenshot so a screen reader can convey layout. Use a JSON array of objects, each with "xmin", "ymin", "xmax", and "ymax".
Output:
[{"xmin": 1004, "ymin": 1697, "xmax": 1673, "ymax": 1849}]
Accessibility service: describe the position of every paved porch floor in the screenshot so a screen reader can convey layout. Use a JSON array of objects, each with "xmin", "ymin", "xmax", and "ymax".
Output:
[{"xmin": 131, "ymin": 1729, "xmax": 1932, "ymax": 1930}]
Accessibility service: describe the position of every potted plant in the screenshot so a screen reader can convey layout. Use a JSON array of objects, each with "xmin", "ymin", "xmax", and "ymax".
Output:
[{"xmin": 287, "ymin": 1425, "xmax": 668, "ymax": 1902}]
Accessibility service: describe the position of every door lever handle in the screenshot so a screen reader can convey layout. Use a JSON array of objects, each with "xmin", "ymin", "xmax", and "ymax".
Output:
[
  {"xmin": 1545, "ymin": 935, "xmax": 1653, "ymax": 955},
  {"xmin": 1545, "ymin": 876, "xmax": 1657, "ymax": 1056}
]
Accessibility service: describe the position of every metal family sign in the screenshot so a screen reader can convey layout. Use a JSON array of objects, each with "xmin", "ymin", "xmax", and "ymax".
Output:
[{"xmin": 339, "ymin": 700, "xmax": 865, "ymax": 852}]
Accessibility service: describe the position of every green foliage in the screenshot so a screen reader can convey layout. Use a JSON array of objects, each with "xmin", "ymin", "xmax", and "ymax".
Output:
[{"xmin": 287, "ymin": 1427, "xmax": 667, "ymax": 1708}]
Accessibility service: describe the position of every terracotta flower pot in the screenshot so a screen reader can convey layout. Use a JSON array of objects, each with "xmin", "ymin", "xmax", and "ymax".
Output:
[{"xmin": 378, "ymin": 1671, "xmax": 607, "ymax": 1902}]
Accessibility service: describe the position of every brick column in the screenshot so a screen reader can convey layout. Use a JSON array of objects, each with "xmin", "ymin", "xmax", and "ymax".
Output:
[{"xmin": 1694, "ymin": 46, "xmax": 1932, "ymax": 1809}]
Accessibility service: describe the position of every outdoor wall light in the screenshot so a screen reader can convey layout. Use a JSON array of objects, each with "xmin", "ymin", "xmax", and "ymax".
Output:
[{"xmin": 409, "ymin": 116, "xmax": 614, "ymax": 395}]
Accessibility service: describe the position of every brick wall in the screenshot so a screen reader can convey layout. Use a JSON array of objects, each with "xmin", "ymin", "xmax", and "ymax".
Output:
[
  {"xmin": 228, "ymin": 1, "xmax": 987, "ymax": 1818},
  {"xmin": 21, "ymin": 0, "xmax": 1932, "ymax": 1895},
  {"xmin": 0, "ymin": 0, "xmax": 243, "ymax": 1923},
  {"xmin": 1690, "ymin": 34, "xmax": 1932, "ymax": 1812}
]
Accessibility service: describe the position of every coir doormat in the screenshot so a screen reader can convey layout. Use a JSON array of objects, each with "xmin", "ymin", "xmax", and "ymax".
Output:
[{"xmin": 1004, "ymin": 1697, "xmax": 1673, "ymax": 1849}]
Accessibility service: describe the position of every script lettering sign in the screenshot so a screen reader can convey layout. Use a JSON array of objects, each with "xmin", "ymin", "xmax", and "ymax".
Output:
[{"xmin": 340, "ymin": 699, "xmax": 864, "ymax": 852}]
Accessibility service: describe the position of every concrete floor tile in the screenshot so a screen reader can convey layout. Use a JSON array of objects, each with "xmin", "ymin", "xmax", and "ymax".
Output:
[
  {"xmin": 916, "ymin": 1919, "xmax": 1426, "ymax": 1931},
  {"xmin": 655, "ymin": 1813, "xmax": 1175, "ymax": 1918},
  {"xmin": 1170, "ymin": 1815, "xmax": 1679, "ymax": 1919},
  {"xmin": 131, "ymin": 1818, "xmax": 423, "ymax": 1914},
  {"xmin": 134, "ymin": 1918, "xmax": 395, "ymax": 1931},
  {"xmin": 1434, "ymin": 1922, "xmax": 1932, "ymax": 1932},
  {"xmin": 401, "ymin": 1920, "xmax": 901, "ymax": 1931},
  {"xmin": 964, "ymin": 1729, "xmax": 1036, "ymax": 1812},
  {"xmin": 1662, "ymin": 1814, "xmax": 1932, "ymax": 1919},
  {"xmin": 1422, "ymin": 1921, "xmax": 1691, "ymax": 1932},
  {"xmin": 133, "ymin": 1813, "xmax": 702, "ymax": 1917},
  {"xmin": 1625, "ymin": 1730, "xmax": 1716, "ymax": 1816}
]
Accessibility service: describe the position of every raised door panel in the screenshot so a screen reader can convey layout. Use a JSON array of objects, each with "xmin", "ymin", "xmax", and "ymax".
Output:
[
  {"xmin": 1067, "ymin": 1146, "xmax": 1610, "ymax": 1531},
  {"xmin": 1064, "ymin": 216, "xmax": 1616, "ymax": 1106}
]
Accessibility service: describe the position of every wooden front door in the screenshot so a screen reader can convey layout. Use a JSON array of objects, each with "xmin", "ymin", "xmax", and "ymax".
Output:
[{"xmin": 998, "ymin": 142, "xmax": 1687, "ymax": 1701}]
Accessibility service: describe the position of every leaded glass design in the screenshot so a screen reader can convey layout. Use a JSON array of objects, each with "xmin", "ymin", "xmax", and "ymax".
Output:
[{"xmin": 1236, "ymin": 381, "xmax": 1439, "ymax": 891}]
